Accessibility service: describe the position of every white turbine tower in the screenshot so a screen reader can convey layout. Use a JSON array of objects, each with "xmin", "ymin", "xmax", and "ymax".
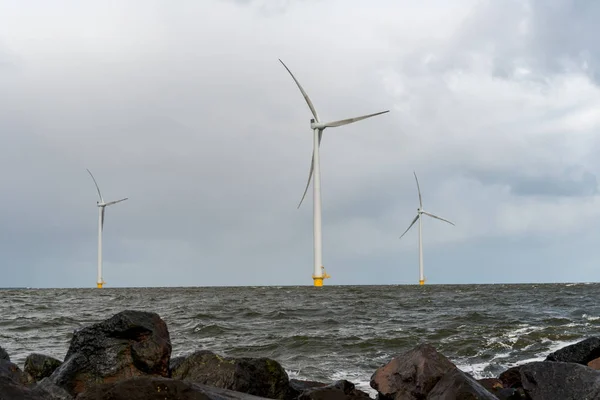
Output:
[
  {"xmin": 279, "ymin": 59, "xmax": 389, "ymax": 287},
  {"xmin": 399, "ymin": 171, "xmax": 455, "ymax": 285},
  {"xmin": 87, "ymin": 169, "xmax": 128, "ymax": 288}
]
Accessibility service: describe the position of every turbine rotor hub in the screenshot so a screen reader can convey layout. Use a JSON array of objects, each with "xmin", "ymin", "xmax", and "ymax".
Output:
[{"xmin": 310, "ymin": 119, "xmax": 325, "ymax": 130}]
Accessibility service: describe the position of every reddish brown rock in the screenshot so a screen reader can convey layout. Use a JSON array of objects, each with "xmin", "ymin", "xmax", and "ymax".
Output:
[
  {"xmin": 370, "ymin": 343, "xmax": 457, "ymax": 400},
  {"xmin": 588, "ymin": 356, "xmax": 600, "ymax": 370}
]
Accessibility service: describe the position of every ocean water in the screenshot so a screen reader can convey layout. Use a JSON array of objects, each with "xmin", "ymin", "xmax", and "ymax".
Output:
[{"xmin": 1, "ymin": 284, "xmax": 598, "ymax": 395}]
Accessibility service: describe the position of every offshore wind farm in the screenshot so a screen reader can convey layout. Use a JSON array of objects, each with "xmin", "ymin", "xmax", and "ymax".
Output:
[{"xmin": 2, "ymin": 2, "xmax": 600, "ymax": 399}]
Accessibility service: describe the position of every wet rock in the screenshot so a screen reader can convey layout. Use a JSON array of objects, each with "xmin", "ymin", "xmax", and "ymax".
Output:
[
  {"xmin": 545, "ymin": 337, "xmax": 600, "ymax": 365},
  {"xmin": 297, "ymin": 379, "xmax": 371, "ymax": 400},
  {"xmin": 0, "ymin": 359, "xmax": 35, "ymax": 386},
  {"xmin": 0, "ymin": 375, "xmax": 46, "ymax": 400},
  {"xmin": 171, "ymin": 350, "xmax": 291, "ymax": 399},
  {"xmin": 0, "ymin": 346, "xmax": 9, "ymax": 362},
  {"xmin": 501, "ymin": 361, "xmax": 600, "ymax": 400},
  {"xmin": 77, "ymin": 376, "xmax": 271, "ymax": 400},
  {"xmin": 427, "ymin": 369, "xmax": 498, "ymax": 399},
  {"xmin": 370, "ymin": 343, "xmax": 457, "ymax": 400},
  {"xmin": 25, "ymin": 353, "xmax": 63, "ymax": 382},
  {"xmin": 50, "ymin": 310, "xmax": 171, "ymax": 396},
  {"xmin": 31, "ymin": 377, "xmax": 74, "ymax": 400}
]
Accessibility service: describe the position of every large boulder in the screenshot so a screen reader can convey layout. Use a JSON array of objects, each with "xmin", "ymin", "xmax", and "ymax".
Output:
[
  {"xmin": 25, "ymin": 353, "xmax": 63, "ymax": 382},
  {"xmin": 370, "ymin": 343, "xmax": 457, "ymax": 400},
  {"xmin": 545, "ymin": 337, "xmax": 600, "ymax": 365},
  {"xmin": 50, "ymin": 310, "xmax": 171, "ymax": 396},
  {"xmin": 426, "ymin": 369, "xmax": 498, "ymax": 399},
  {"xmin": 77, "ymin": 376, "xmax": 272, "ymax": 400},
  {"xmin": 171, "ymin": 350, "xmax": 291, "ymax": 399},
  {"xmin": 297, "ymin": 380, "xmax": 371, "ymax": 400},
  {"xmin": 500, "ymin": 361, "xmax": 600, "ymax": 400},
  {"xmin": 0, "ymin": 376, "xmax": 46, "ymax": 400},
  {"xmin": 0, "ymin": 346, "xmax": 9, "ymax": 362}
]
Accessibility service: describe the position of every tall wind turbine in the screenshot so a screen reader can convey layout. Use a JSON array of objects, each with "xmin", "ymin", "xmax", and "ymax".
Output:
[
  {"xmin": 279, "ymin": 59, "xmax": 389, "ymax": 287},
  {"xmin": 399, "ymin": 171, "xmax": 455, "ymax": 285},
  {"xmin": 87, "ymin": 169, "xmax": 128, "ymax": 288}
]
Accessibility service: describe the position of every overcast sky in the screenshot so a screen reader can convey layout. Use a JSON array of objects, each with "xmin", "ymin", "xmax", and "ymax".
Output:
[{"xmin": 1, "ymin": 0, "xmax": 599, "ymax": 288}]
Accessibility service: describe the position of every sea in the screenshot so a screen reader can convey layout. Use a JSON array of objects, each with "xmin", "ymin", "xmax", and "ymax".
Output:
[{"xmin": 1, "ymin": 284, "xmax": 598, "ymax": 396}]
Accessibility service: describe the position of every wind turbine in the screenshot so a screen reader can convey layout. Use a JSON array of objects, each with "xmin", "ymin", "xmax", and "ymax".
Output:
[
  {"xmin": 86, "ymin": 169, "xmax": 128, "ymax": 288},
  {"xmin": 279, "ymin": 59, "xmax": 389, "ymax": 287},
  {"xmin": 399, "ymin": 171, "xmax": 455, "ymax": 285}
]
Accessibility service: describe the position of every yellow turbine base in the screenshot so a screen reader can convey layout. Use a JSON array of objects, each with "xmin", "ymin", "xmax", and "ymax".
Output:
[
  {"xmin": 97, "ymin": 283, "xmax": 103, "ymax": 288},
  {"xmin": 313, "ymin": 267, "xmax": 330, "ymax": 287},
  {"xmin": 419, "ymin": 280, "xmax": 425, "ymax": 285}
]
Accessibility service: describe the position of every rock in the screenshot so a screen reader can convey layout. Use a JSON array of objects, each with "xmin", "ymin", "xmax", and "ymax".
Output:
[
  {"xmin": 498, "ymin": 367, "xmax": 522, "ymax": 389},
  {"xmin": 170, "ymin": 355, "xmax": 186, "ymax": 374},
  {"xmin": 50, "ymin": 310, "xmax": 171, "ymax": 396},
  {"xmin": 427, "ymin": 369, "xmax": 498, "ymax": 399},
  {"xmin": 298, "ymin": 380, "xmax": 371, "ymax": 400},
  {"xmin": 476, "ymin": 378, "xmax": 526, "ymax": 400},
  {"xmin": 502, "ymin": 361, "xmax": 600, "ymax": 400},
  {"xmin": 588, "ymin": 356, "xmax": 600, "ymax": 370},
  {"xmin": 77, "ymin": 376, "xmax": 272, "ymax": 400},
  {"xmin": 0, "ymin": 375, "xmax": 46, "ymax": 400},
  {"xmin": 25, "ymin": 353, "xmax": 63, "ymax": 382},
  {"xmin": 31, "ymin": 378, "xmax": 74, "ymax": 400},
  {"xmin": 0, "ymin": 346, "xmax": 9, "ymax": 362},
  {"xmin": 370, "ymin": 343, "xmax": 457, "ymax": 400},
  {"xmin": 0, "ymin": 359, "xmax": 35, "ymax": 386},
  {"xmin": 171, "ymin": 350, "xmax": 291, "ymax": 399},
  {"xmin": 289, "ymin": 379, "xmax": 328, "ymax": 392},
  {"xmin": 545, "ymin": 337, "xmax": 600, "ymax": 365}
]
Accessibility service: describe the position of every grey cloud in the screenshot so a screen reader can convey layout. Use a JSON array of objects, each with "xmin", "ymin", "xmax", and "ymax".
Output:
[
  {"xmin": 1, "ymin": 0, "xmax": 600, "ymax": 287},
  {"xmin": 466, "ymin": 167, "xmax": 598, "ymax": 198}
]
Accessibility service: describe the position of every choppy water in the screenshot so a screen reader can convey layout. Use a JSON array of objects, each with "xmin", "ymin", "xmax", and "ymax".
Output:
[{"xmin": 1, "ymin": 284, "xmax": 599, "ymax": 394}]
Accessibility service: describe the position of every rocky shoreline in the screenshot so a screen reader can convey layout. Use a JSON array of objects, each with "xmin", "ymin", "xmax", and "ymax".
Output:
[{"xmin": 1, "ymin": 310, "xmax": 600, "ymax": 399}]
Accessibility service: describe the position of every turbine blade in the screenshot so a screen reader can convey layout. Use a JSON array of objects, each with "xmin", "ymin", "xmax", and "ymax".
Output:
[
  {"xmin": 322, "ymin": 110, "xmax": 389, "ymax": 128},
  {"xmin": 414, "ymin": 171, "xmax": 422, "ymax": 208},
  {"xmin": 101, "ymin": 207, "xmax": 105, "ymax": 230},
  {"xmin": 87, "ymin": 169, "xmax": 104, "ymax": 202},
  {"xmin": 399, "ymin": 215, "xmax": 420, "ymax": 239},
  {"xmin": 279, "ymin": 59, "xmax": 320, "ymax": 122},
  {"xmin": 297, "ymin": 131, "xmax": 323, "ymax": 209},
  {"xmin": 422, "ymin": 211, "xmax": 455, "ymax": 226},
  {"xmin": 105, "ymin": 197, "xmax": 128, "ymax": 206}
]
